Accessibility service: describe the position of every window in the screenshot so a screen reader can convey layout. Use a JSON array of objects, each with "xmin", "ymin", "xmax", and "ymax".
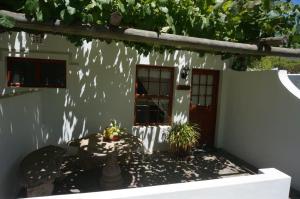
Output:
[
  {"xmin": 135, "ymin": 65, "xmax": 174, "ymax": 125},
  {"xmin": 7, "ymin": 57, "xmax": 66, "ymax": 88},
  {"xmin": 191, "ymin": 73, "xmax": 215, "ymax": 106}
]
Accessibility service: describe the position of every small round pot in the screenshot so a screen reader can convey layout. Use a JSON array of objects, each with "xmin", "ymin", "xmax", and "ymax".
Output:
[{"xmin": 111, "ymin": 135, "xmax": 120, "ymax": 141}]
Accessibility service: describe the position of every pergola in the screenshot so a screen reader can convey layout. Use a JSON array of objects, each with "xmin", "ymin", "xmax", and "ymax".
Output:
[{"xmin": 0, "ymin": 9, "xmax": 300, "ymax": 58}]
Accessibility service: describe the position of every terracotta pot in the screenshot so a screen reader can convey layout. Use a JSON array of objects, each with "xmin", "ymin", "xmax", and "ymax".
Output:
[
  {"xmin": 110, "ymin": 12, "xmax": 122, "ymax": 26},
  {"xmin": 111, "ymin": 135, "xmax": 120, "ymax": 141}
]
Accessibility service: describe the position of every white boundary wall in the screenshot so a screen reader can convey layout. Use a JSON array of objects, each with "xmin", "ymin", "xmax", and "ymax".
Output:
[
  {"xmin": 288, "ymin": 74, "xmax": 300, "ymax": 90},
  {"xmin": 219, "ymin": 70, "xmax": 300, "ymax": 190},
  {"xmin": 27, "ymin": 169, "xmax": 291, "ymax": 199}
]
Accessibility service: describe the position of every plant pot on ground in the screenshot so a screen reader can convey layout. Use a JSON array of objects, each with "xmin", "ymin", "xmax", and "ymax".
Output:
[{"xmin": 167, "ymin": 123, "xmax": 200, "ymax": 157}]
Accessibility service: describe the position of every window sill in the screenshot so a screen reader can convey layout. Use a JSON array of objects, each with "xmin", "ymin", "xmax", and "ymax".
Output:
[
  {"xmin": 8, "ymin": 85, "xmax": 66, "ymax": 89},
  {"xmin": 0, "ymin": 88, "xmax": 40, "ymax": 99},
  {"xmin": 133, "ymin": 124, "xmax": 171, "ymax": 128}
]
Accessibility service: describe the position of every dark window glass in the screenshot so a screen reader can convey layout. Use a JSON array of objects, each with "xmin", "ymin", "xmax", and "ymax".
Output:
[
  {"xmin": 8, "ymin": 61, "xmax": 37, "ymax": 87},
  {"xmin": 40, "ymin": 63, "xmax": 66, "ymax": 87},
  {"xmin": 7, "ymin": 57, "xmax": 66, "ymax": 88}
]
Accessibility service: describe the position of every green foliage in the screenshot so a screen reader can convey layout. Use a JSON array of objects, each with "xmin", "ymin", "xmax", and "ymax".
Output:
[
  {"xmin": 1, "ymin": 0, "xmax": 300, "ymax": 55},
  {"xmin": 0, "ymin": 14, "xmax": 15, "ymax": 28},
  {"xmin": 248, "ymin": 56, "xmax": 300, "ymax": 73},
  {"xmin": 167, "ymin": 123, "xmax": 200, "ymax": 155},
  {"xmin": 231, "ymin": 56, "xmax": 249, "ymax": 71}
]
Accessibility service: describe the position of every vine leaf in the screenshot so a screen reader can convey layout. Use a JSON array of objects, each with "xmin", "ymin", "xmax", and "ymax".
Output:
[
  {"xmin": 3, "ymin": 0, "xmax": 300, "ymax": 56},
  {"xmin": 117, "ymin": 2, "xmax": 125, "ymax": 13},
  {"xmin": 24, "ymin": 0, "xmax": 39, "ymax": 14},
  {"xmin": 67, "ymin": 6, "xmax": 76, "ymax": 15},
  {"xmin": 36, "ymin": 10, "xmax": 43, "ymax": 22},
  {"xmin": 292, "ymin": 35, "xmax": 300, "ymax": 43},
  {"xmin": 0, "ymin": 14, "xmax": 15, "ymax": 28},
  {"xmin": 295, "ymin": 12, "xmax": 300, "ymax": 34},
  {"xmin": 126, "ymin": 0, "xmax": 135, "ymax": 6}
]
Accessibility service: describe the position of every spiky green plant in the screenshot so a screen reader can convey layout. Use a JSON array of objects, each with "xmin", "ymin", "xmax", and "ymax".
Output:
[
  {"xmin": 103, "ymin": 120, "xmax": 126, "ymax": 141},
  {"xmin": 167, "ymin": 123, "xmax": 200, "ymax": 156}
]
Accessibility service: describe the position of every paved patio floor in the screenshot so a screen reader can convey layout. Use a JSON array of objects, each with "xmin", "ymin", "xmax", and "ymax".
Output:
[{"xmin": 51, "ymin": 149, "xmax": 256, "ymax": 195}]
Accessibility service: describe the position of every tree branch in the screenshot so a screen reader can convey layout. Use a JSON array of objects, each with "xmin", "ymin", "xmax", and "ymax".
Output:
[
  {"xmin": 0, "ymin": 10, "xmax": 300, "ymax": 58},
  {"xmin": 259, "ymin": 36, "xmax": 288, "ymax": 46}
]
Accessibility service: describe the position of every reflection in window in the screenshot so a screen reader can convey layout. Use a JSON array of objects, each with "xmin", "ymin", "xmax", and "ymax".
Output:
[{"xmin": 135, "ymin": 66, "xmax": 174, "ymax": 125}]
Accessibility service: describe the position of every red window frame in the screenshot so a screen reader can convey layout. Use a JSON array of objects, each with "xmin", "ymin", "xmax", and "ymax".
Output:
[
  {"xmin": 6, "ymin": 57, "xmax": 66, "ymax": 88},
  {"xmin": 134, "ymin": 65, "xmax": 174, "ymax": 126}
]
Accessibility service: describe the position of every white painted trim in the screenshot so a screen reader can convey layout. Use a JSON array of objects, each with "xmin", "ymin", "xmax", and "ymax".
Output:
[
  {"xmin": 26, "ymin": 168, "xmax": 291, "ymax": 199},
  {"xmin": 278, "ymin": 70, "xmax": 300, "ymax": 99}
]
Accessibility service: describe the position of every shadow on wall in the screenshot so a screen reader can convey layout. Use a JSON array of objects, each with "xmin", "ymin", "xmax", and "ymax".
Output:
[
  {"xmin": 0, "ymin": 92, "xmax": 44, "ymax": 198},
  {"xmin": 40, "ymin": 40, "xmax": 140, "ymax": 145},
  {"xmin": 132, "ymin": 126, "xmax": 170, "ymax": 153},
  {"xmin": 1, "ymin": 32, "xmax": 217, "ymax": 146},
  {"xmin": 0, "ymin": 31, "xmax": 224, "ymax": 197}
]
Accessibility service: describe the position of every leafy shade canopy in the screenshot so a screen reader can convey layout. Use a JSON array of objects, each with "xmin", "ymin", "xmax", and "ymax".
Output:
[
  {"xmin": 249, "ymin": 56, "xmax": 300, "ymax": 73},
  {"xmin": 0, "ymin": 0, "xmax": 300, "ymax": 55}
]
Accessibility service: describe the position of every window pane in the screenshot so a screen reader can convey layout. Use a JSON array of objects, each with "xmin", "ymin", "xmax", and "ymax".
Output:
[
  {"xmin": 160, "ymin": 83, "xmax": 170, "ymax": 96},
  {"xmin": 158, "ymin": 99, "xmax": 169, "ymax": 123},
  {"xmin": 149, "ymin": 99, "xmax": 160, "ymax": 123},
  {"xmin": 137, "ymin": 68, "xmax": 148, "ymax": 94},
  {"xmin": 136, "ymin": 98, "xmax": 168, "ymax": 124},
  {"xmin": 135, "ymin": 99, "xmax": 150, "ymax": 124},
  {"xmin": 161, "ymin": 71, "xmax": 171, "ymax": 82},
  {"xmin": 136, "ymin": 78, "xmax": 148, "ymax": 95},
  {"xmin": 138, "ymin": 68, "xmax": 148, "ymax": 77},
  {"xmin": 148, "ymin": 82, "xmax": 159, "ymax": 95},
  {"xmin": 200, "ymin": 75, "xmax": 207, "ymax": 84},
  {"xmin": 206, "ymin": 96, "xmax": 212, "ymax": 106},
  {"xmin": 149, "ymin": 69, "xmax": 160, "ymax": 82},
  {"xmin": 41, "ymin": 63, "xmax": 66, "ymax": 87},
  {"xmin": 199, "ymin": 96, "xmax": 205, "ymax": 105},
  {"xmin": 22, "ymin": 63, "xmax": 36, "ymax": 86},
  {"xmin": 192, "ymin": 85, "xmax": 199, "ymax": 95},
  {"xmin": 200, "ymin": 86, "xmax": 206, "ymax": 95},
  {"xmin": 192, "ymin": 74, "xmax": 199, "ymax": 84},
  {"xmin": 191, "ymin": 96, "xmax": 198, "ymax": 105},
  {"xmin": 8, "ymin": 61, "xmax": 36, "ymax": 87},
  {"xmin": 207, "ymin": 86, "xmax": 213, "ymax": 95},
  {"xmin": 207, "ymin": 75, "xmax": 213, "ymax": 85}
]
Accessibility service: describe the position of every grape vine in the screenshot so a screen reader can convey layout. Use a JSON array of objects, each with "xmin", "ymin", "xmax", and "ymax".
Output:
[{"xmin": 0, "ymin": 0, "xmax": 299, "ymax": 56}]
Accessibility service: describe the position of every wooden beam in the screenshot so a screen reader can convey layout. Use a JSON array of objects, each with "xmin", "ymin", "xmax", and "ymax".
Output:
[
  {"xmin": 1, "ymin": 10, "xmax": 300, "ymax": 58},
  {"xmin": 259, "ymin": 36, "xmax": 288, "ymax": 47}
]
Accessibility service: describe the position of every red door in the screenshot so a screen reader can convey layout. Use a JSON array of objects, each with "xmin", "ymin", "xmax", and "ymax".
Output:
[{"xmin": 189, "ymin": 69, "xmax": 219, "ymax": 147}]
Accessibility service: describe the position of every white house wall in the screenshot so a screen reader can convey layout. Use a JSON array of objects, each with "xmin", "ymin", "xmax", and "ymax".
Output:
[
  {"xmin": 0, "ymin": 32, "xmax": 229, "ymax": 198},
  {"xmin": 0, "ymin": 91, "xmax": 43, "ymax": 198},
  {"xmin": 220, "ymin": 70, "xmax": 300, "ymax": 191}
]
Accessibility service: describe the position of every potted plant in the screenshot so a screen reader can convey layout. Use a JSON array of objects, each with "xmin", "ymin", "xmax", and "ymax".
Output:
[
  {"xmin": 103, "ymin": 120, "xmax": 125, "ymax": 141},
  {"xmin": 109, "ymin": 11, "xmax": 122, "ymax": 27},
  {"xmin": 167, "ymin": 123, "xmax": 200, "ymax": 156}
]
